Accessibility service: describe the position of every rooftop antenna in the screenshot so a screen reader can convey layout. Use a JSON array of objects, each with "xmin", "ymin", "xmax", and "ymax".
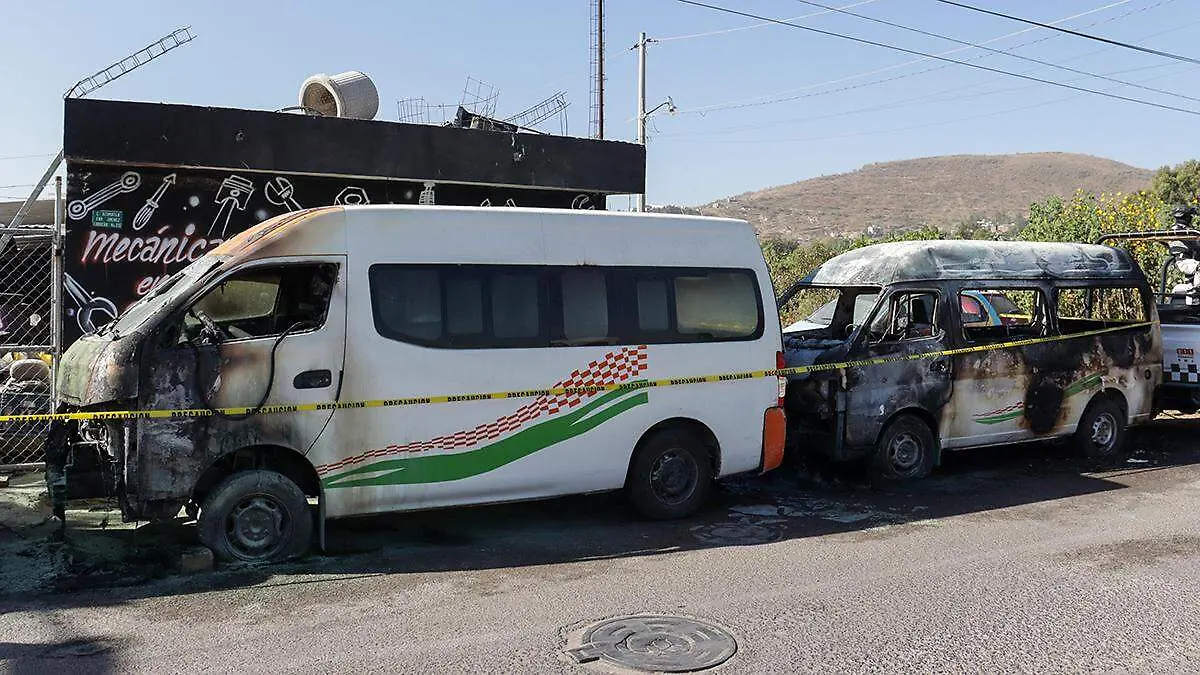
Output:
[
  {"xmin": 2, "ymin": 27, "xmax": 197, "ymax": 250},
  {"xmin": 589, "ymin": 0, "xmax": 605, "ymax": 138},
  {"xmin": 460, "ymin": 76, "xmax": 500, "ymax": 118},
  {"xmin": 504, "ymin": 91, "xmax": 570, "ymax": 135},
  {"xmin": 396, "ymin": 97, "xmax": 431, "ymax": 124}
]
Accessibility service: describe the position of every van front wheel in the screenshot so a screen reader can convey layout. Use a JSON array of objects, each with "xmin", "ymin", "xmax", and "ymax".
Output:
[
  {"xmin": 870, "ymin": 415, "xmax": 936, "ymax": 484},
  {"xmin": 626, "ymin": 429, "xmax": 712, "ymax": 520},
  {"xmin": 197, "ymin": 470, "xmax": 313, "ymax": 564}
]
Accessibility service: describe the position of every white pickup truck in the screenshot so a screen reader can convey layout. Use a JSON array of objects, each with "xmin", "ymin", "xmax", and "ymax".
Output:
[{"xmin": 1100, "ymin": 209, "xmax": 1200, "ymax": 414}]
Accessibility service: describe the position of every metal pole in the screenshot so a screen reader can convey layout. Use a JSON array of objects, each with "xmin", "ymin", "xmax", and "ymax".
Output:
[
  {"xmin": 636, "ymin": 31, "xmax": 647, "ymax": 212},
  {"xmin": 51, "ymin": 176, "xmax": 64, "ymax": 411},
  {"xmin": 597, "ymin": 0, "xmax": 605, "ymax": 140},
  {"xmin": 0, "ymin": 150, "xmax": 63, "ymax": 255}
]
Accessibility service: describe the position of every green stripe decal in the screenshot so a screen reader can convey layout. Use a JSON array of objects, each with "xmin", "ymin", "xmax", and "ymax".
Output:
[
  {"xmin": 973, "ymin": 410, "xmax": 1024, "ymax": 425},
  {"xmin": 322, "ymin": 385, "xmax": 649, "ymax": 489},
  {"xmin": 1064, "ymin": 372, "xmax": 1103, "ymax": 398},
  {"xmin": 971, "ymin": 373, "xmax": 1103, "ymax": 426}
]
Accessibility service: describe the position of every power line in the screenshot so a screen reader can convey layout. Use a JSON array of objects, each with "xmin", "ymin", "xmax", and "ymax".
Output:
[
  {"xmin": 673, "ymin": 0, "xmax": 1200, "ymax": 116},
  {"xmin": 662, "ymin": 58, "xmax": 1187, "ymax": 139},
  {"xmin": 0, "ymin": 153, "xmax": 57, "ymax": 162},
  {"xmin": 789, "ymin": 0, "xmax": 1200, "ymax": 104},
  {"xmin": 657, "ymin": 0, "xmax": 880, "ymax": 41},
  {"xmin": 662, "ymin": 57, "xmax": 1193, "ymax": 145},
  {"xmin": 931, "ymin": 0, "xmax": 1200, "ymax": 66},
  {"xmin": 676, "ymin": 0, "xmax": 1141, "ymax": 115}
]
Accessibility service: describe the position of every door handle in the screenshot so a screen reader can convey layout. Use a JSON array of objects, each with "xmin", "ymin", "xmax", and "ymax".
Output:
[{"xmin": 293, "ymin": 369, "xmax": 332, "ymax": 390}]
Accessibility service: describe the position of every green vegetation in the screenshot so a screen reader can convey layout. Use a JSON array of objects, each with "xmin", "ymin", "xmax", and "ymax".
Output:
[{"xmin": 761, "ymin": 160, "xmax": 1200, "ymax": 323}]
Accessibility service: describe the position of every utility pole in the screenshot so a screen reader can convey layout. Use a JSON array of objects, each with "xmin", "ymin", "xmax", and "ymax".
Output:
[
  {"xmin": 635, "ymin": 31, "xmax": 648, "ymax": 212},
  {"xmin": 589, "ymin": 0, "xmax": 605, "ymax": 139},
  {"xmin": 598, "ymin": 0, "xmax": 604, "ymax": 139}
]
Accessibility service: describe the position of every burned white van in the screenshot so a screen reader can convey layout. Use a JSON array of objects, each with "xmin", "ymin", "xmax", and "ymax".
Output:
[
  {"xmin": 48, "ymin": 205, "xmax": 785, "ymax": 562},
  {"xmin": 778, "ymin": 241, "xmax": 1161, "ymax": 481}
]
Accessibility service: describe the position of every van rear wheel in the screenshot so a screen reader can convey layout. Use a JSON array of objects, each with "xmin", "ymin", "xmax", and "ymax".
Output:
[
  {"xmin": 626, "ymin": 429, "xmax": 712, "ymax": 520},
  {"xmin": 197, "ymin": 470, "xmax": 313, "ymax": 564},
  {"xmin": 870, "ymin": 414, "xmax": 936, "ymax": 484},
  {"xmin": 1075, "ymin": 397, "xmax": 1127, "ymax": 460}
]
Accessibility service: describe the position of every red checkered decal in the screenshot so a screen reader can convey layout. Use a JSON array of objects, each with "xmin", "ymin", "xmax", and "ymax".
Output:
[
  {"xmin": 317, "ymin": 346, "xmax": 649, "ymax": 476},
  {"xmin": 974, "ymin": 401, "xmax": 1024, "ymax": 418}
]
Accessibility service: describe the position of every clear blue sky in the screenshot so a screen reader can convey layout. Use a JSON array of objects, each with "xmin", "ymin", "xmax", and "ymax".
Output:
[{"xmin": 2, "ymin": 0, "xmax": 1198, "ymax": 208}]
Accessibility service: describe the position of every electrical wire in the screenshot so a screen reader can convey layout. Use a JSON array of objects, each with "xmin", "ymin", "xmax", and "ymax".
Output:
[
  {"xmin": 676, "ymin": 0, "xmax": 1141, "ymax": 115},
  {"xmin": 673, "ymin": 0, "xmax": 1200, "ymax": 116},
  {"xmin": 667, "ymin": 12, "xmax": 1200, "ymax": 137},
  {"xmin": 663, "ymin": 59, "xmax": 1186, "ymax": 139},
  {"xmin": 657, "ymin": 0, "xmax": 881, "ymax": 41},
  {"xmin": 661, "ymin": 57, "xmax": 1193, "ymax": 145},
  {"xmin": 671, "ymin": 5, "xmax": 1197, "ymax": 126},
  {"xmin": 789, "ymin": 0, "xmax": 1200, "ymax": 104},
  {"xmin": 932, "ymin": 0, "xmax": 1200, "ymax": 66},
  {"xmin": 0, "ymin": 154, "xmax": 56, "ymax": 162}
]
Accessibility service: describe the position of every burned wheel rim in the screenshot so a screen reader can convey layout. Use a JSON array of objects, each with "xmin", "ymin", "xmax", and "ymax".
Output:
[
  {"xmin": 887, "ymin": 431, "xmax": 924, "ymax": 474},
  {"xmin": 1090, "ymin": 411, "xmax": 1118, "ymax": 454},
  {"xmin": 650, "ymin": 449, "xmax": 699, "ymax": 506},
  {"xmin": 226, "ymin": 494, "xmax": 288, "ymax": 560}
]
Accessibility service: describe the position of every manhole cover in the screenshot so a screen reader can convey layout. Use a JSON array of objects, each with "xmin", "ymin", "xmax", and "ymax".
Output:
[{"xmin": 566, "ymin": 614, "xmax": 737, "ymax": 672}]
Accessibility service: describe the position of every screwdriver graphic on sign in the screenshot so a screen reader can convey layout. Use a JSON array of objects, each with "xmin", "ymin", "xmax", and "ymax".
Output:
[{"xmin": 132, "ymin": 173, "xmax": 176, "ymax": 231}]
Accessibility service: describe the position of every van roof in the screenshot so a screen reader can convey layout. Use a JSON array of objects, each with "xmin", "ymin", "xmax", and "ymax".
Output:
[
  {"xmin": 213, "ymin": 205, "xmax": 757, "ymax": 267},
  {"xmin": 804, "ymin": 240, "xmax": 1145, "ymax": 285},
  {"xmin": 339, "ymin": 204, "xmax": 749, "ymax": 227}
]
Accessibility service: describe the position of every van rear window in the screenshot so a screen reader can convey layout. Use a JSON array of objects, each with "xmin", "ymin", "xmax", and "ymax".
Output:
[
  {"xmin": 369, "ymin": 264, "xmax": 763, "ymax": 349},
  {"xmin": 1057, "ymin": 287, "xmax": 1147, "ymax": 335}
]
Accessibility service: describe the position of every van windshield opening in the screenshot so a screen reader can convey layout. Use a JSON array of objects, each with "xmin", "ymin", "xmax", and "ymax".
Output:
[
  {"xmin": 107, "ymin": 257, "xmax": 222, "ymax": 338},
  {"xmin": 780, "ymin": 286, "xmax": 879, "ymax": 336}
]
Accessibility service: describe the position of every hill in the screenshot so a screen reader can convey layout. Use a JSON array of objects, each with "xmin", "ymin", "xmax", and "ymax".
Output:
[{"xmin": 661, "ymin": 153, "xmax": 1154, "ymax": 241}]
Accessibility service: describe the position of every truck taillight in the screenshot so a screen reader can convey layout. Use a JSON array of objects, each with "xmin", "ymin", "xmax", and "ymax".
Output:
[{"xmin": 776, "ymin": 351, "xmax": 787, "ymax": 407}]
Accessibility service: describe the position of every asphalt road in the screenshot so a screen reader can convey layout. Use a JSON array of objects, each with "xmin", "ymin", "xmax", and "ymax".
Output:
[{"xmin": 4, "ymin": 419, "xmax": 1200, "ymax": 674}]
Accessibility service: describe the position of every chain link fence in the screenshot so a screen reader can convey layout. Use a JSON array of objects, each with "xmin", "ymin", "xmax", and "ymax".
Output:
[{"xmin": 0, "ymin": 225, "xmax": 61, "ymax": 468}]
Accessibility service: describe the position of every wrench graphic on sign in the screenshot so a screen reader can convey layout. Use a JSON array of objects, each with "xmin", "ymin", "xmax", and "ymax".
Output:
[
  {"xmin": 265, "ymin": 176, "xmax": 303, "ymax": 211},
  {"xmin": 64, "ymin": 274, "xmax": 119, "ymax": 334},
  {"xmin": 68, "ymin": 172, "xmax": 142, "ymax": 220}
]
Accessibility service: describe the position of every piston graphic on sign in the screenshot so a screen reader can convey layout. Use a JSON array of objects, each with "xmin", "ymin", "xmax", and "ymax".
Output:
[{"xmin": 209, "ymin": 175, "xmax": 255, "ymax": 238}]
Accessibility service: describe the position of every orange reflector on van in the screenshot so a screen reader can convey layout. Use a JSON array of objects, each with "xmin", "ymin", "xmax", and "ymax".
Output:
[{"xmin": 761, "ymin": 407, "xmax": 786, "ymax": 473}]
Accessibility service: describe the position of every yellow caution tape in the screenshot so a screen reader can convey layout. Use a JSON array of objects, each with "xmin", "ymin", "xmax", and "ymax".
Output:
[{"xmin": 0, "ymin": 321, "xmax": 1155, "ymax": 424}]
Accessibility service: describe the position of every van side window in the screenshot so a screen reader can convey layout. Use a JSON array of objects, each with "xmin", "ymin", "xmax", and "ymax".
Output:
[
  {"xmin": 960, "ymin": 288, "xmax": 1048, "ymax": 343},
  {"xmin": 675, "ymin": 272, "xmax": 760, "ymax": 339},
  {"xmin": 369, "ymin": 265, "xmax": 762, "ymax": 349},
  {"xmin": 1057, "ymin": 287, "xmax": 1147, "ymax": 335},
  {"xmin": 492, "ymin": 272, "xmax": 541, "ymax": 339},
  {"xmin": 868, "ymin": 292, "xmax": 938, "ymax": 342},
  {"xmin": 635, "ymin": 279, "xmax": 670, "ymax": 332},
  {"xmin": 560, "ymin": 270, "xmax": 610, "ymax": 343},
  {"xmin": 181, "ymin": 263, "xmax": 336, "ymax": 344},
  {"xmin": 374, "ymin": 268, "xmax": 442, "ymax": 341}
]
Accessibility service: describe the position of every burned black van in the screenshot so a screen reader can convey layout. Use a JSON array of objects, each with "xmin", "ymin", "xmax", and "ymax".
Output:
[{"xmin": 778, "ymin": 241, "xmax": 1161, "ymax": 481}]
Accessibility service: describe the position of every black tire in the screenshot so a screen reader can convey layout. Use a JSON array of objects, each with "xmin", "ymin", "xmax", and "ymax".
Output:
[
  {"xmin": 197, "ymin": 470, "xmax": 313, "ymax": 564},
  {"xmin": 870, "ymin": 414, "xmax": 936, "ymax": 484},
  {"xmin": 626, "ymin": 429, "xmax": 713, "ymax": 520},
  {"xmin": 1074, "ymin": 396, "xmax": 1127, "ymax": 460}
]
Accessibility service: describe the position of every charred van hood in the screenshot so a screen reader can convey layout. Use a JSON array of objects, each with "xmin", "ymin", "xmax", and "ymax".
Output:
[
  {"xmin": 58, "ymin": 331, "xmax": 142, "ymax": 406},
  {"xmin": 783, "ymin": 334, "xmax": 852, "ymax": 380}
]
